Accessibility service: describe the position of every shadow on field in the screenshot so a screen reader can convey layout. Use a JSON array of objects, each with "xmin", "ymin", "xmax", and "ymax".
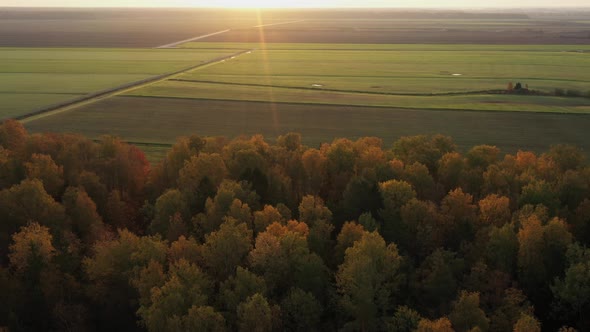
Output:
[{"xmin": 24, "ymin": 97, "xmax": 590, "ymax": 155}]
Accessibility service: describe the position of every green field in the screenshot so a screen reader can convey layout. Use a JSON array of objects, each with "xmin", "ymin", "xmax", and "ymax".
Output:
[
  {"xmin": 24, "ymin": 96, "xmax": 590, "ymax": 155},
  {"xmin": 181, "ymin": 42, "xmax": 590, "ymax": 52},
  {"xmin": 20, "ymin": 43, "xmax": 590, "ymax": 160},
  {"xmin": 175, "ymin": 44, "xmax": 590, "ymax": 96},
  {"xmin": 120, "ymin": 43, "xmax": 590, "ymax": 114},
  {"xmin": 0, "ymin": 48, "xmax": 241, "ymax": 117},
  {"xmin": 128, "ymin": 80, "xmax": 590, "ymax": 113}
]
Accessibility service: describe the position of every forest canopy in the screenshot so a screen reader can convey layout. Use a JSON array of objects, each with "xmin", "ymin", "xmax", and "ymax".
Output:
[{"xmin": 0, "ymin": 119, "xmax": 588, "ymax": 331}]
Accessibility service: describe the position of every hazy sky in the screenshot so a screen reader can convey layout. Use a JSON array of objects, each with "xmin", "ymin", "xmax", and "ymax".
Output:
[{"xmin": 1, "ymin": 0, "xmax": 588, "ymax": 8}]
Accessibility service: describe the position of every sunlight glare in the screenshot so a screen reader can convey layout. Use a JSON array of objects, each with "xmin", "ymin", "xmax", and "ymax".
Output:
[{"xmin": 194, "ymin": 0, "xmax": 303, "ymax": 8}]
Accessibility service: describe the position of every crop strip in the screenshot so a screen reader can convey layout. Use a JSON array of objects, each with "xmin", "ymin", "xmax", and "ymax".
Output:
[{"xmin": 17, "ymin": 49, "xmax": 255, "ymax": 123}]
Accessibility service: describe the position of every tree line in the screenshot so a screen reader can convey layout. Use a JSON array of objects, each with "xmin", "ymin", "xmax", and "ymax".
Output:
[{"xmin": 0, "ymin": 119, "xmax": 588, "ymax": 331}]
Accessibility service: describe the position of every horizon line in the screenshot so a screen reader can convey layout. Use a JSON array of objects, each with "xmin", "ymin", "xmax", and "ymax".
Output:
[{"xmin": 3, "ymin": 6, "xmax": 590, "ymax": 10}]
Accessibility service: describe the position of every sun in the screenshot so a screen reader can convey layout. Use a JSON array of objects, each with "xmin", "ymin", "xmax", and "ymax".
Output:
[{"xmin": 199, "ymin": 0, "xmax": 304, "ymax": 8}]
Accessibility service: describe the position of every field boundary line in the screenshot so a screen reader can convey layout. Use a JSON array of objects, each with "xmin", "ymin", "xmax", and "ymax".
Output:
[
  {"xmin": 168, "ymin": 78, "xmax": 515, "ymax": 97},
  {"xmin": 155, "ymin": 29, "xmax": 232, "ymax": 49},
  {"xmin": 253, "ymin": 20, "xmax": 306, "ymax": 28},
  {"xmin": 117, "ymin": 95, "xmax": 590, "ymax": 116},
  {"xmin": 17, "ymin": 49, "xmax": 255, "ymax": 124}
]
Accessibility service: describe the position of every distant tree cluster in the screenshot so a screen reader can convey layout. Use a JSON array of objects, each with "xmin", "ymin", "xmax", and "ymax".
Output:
[
  {"xmin": 506, "ymin": 82, "xmax": 530, "ymax": 94},
  {"xmin": 506, "ymin": 82, "xmax": 590, "ymax": 98},
  {"xmin": 0, "ymin": 119, "xmax": 589, "ymax": 331}
]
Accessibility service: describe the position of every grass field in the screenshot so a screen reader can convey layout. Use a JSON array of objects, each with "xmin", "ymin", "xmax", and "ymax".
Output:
[
  {"xmin": 128, "ymin": 80, "xmax": 590, "ymax": 113},
  {"xmin": 175, "ymin": 45, "xmax": 590, "ymax": 95},
  {"xmin": 0, "ymin": 48, "xmax": 242, "ymax": 117},
  {"xmin": 125, "ymin": 44, "xmax": 590, "ymax": 113},
  {"xmin": 20, "ymin": 42, "xmax": 590, "ymax": 161},
  {"xmin": 11, "ymin": 9, "xmax": 590, "ymax": 161},
  {"xmin": 24, "ymin": 96, "xmax": 590, "ymax": 155}
]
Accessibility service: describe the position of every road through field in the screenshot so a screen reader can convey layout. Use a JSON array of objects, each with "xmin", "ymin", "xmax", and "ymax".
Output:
[
  {"xmin": 156, "ymin": 20, "xmax": 305, "ymax": 48},
  {"xmin": 253, "ymin": 20, "xmax": 307, "ymax": 28},
  {"xmin": 19, "ymin": 48, "xmax": 255, "ymax": 124},
  {"xmin": 156, "ymin": 30, "xmax": 231, "ymax": 49}
]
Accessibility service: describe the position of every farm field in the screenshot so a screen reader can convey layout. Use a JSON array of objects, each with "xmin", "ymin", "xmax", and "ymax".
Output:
[
  {"xmin": 128, "ymin": 80, "xmax": 590, "ymax": 113},
  {"xmin": 24, "ymin": 96, "xmax": 590, "ymax": 155},
  {"xmin": 176, "ymin": 45, "xmax": 590, "ymax": 95},
  {"xmin": 10, "ymin": 8, "xmax": 590, "ymax": 160},
  {"xmin": 201, "ymin": 16, "xmax": 590, "ymax": 44},
  {"xmin": 0, "ymin": 48, "xmax": 242, "ymax": 118},
  {"xmin": 21, "ymin": 41, "xmax": 590, "ymax": 159},
  {"xmin": 3, "ymin": 8, "xmax": 590, "ymax": 47},
  {"xmin": 123, "ymin": 43, "xmax": 590, "ymax": 113},
  {"xmin": 0, "ymin": 8, "xmax": 262, "ymax": 47}
]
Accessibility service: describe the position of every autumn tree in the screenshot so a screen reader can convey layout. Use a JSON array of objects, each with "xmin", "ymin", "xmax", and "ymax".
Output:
[
  {"xmin": 219, "ymin": 267, "xmax": 267, "ymax": 327},
  {"xmin": 338, "ymin": 175, "xmax": 382, "ymax": 224},
  {"xmin": 440, "ymin": 188, "xmax": 478, "ymax": 250},
  {"xmin": 573, "ymin": 199, "xmax": 590, "ymax": 245},
  {"xmin": 223, "ymin": 135, "xmax": 270, "ymax": 199},
  {"xmin": 0, "ymin": 147, "xmax": 19, "ymax": 190},
  {"xmin": 280, "ymin": 288, "xmax": 322, "ymax": 332},
  {"xmin": 167, "ymin": 235, "xmax": 202, "ymax": 265},
  {"xmin": 486, "ymin": 223, "xmax": 518, "ymax": 275},
  {"xmin": 95, "ymin": 136, "xmax": 148, "ymax": 200},
  {"xmin": 488, "ymin": 288, "xmax": 533, "ymax": 332},
  {"xmin": 202, "ymin": 217, "xmax": 253, "ymax": 281},
  {"xmin": 392, "ymin": 135, "xmax": 455, "ymax": 173},
  {"xmin": 249, "ymin": 221, "xmax": 329, "ymax": 300},
  {"xmin": 334, "ymin": 221, "xmax": 365, "ymax": 265},
  {"xmin": 0, "ymin": 179, "xmax": 66, "ymax": 257},
  {"xmin": 387, "ymin": 306, "xmax": 422, "ymax": 332},
  {"xmin": 137, "ymin": 259, "xmax": 213, "ymax": 332},
  {"xmin": 378, "ymin": 179, "xmax": 416, "ymax": 244},
  {"xmin": 517, "ymin": 215, "xmax": 546, "ymax": 297},
  {"xmin": 194, "ymin": 180, "xmax": 259, "ymax": 237},
  {"xmin": 178, "ymin": 152, "xmax": 227, "ymax": 213},
  {"xmin": 478, "ymin": 194, "xmax": 511, "ymax": 227},
  {"xmin": 321, "ymin": 138, "xmax": 357, "ymax": 203},
  {"xmin": 557, "ymin": 170, "xmax": 589, "ymax": 210},
  {"xmin": 449, "ymin": 291, "xmax": 489, "ymax": 332},
  {"xmin": 150, "ymin": 136, "xmax": 200, "ymax": 193},
  {"xmin": 299, "ymin": 195, "xmax": 334, "ymax": 260},
  {"xmin": 237, "ymin": 293, "xmax": 273, "ymax": 332},
  {"xmin": 301, "ymin": 148, "xmax": 327, "ymax": 195},
  {"xmin": 9, "ymin": 223, "xmax": 56, "ymax": 275},
  {"xmin": 336, "ymin": 231, "xmax": 403, "ymax": 331},
  {"xmin": 0, "ymin": 119, "xmax": 27, "ymax": 151},
  {"xmin": 8, "ymin": 223, "xmax": 58, "ymax": 330},
  {"xmin": 400, "ymin": 198, "xmax": 442, "ymax": 258},
  {"xmin": 74, "ymin": 171, "xmax": 108, "ymax": 217},
  {"xmin": 403, "ymin": 162, "xmax": 436, "ymax": 200},
  {"xmin": 416, "ymin": 317, "xmax": 454, "ymax": 332},
  {"xmin": 438, "ymin": 152, "xmax": 465, "ymax": 192},
  {"xmin": 150, "ymin": 189, "xmax": 190, "ymax": 237},
  {"xmin": 552, "ymin": 244, "xmax": 590, "ymax": 330},
  {"xmin": 168, "ymin": 305, "xmax": 226, "ymax": 332},
  {"xmin": 513, "ymin": 313, "xmax": 541, "ymax": 332},
  {"xmin": 358, "ymin": 212, "xmax": 379, "ymax": 232},
  {"xmin": 542, "ymin": 217, "xmax": 573, "ymax": 281},
  {"xmin": 84, "ymin": 230, "xmax": 167, "ymax": 331},
  {"xmin": 412, "ymin": 248, "xmax": 464, "ymax": 315},
  {"xmin": 25, "ymin": 154, "xmax": 64, "ymax": 198},
  {"xmin": 518, "ymin": 179, "xmax": 559, "ymax": 214},
  {"xmin": 105, "ymin": 189, "xmax": 135, "ymax": 230},
  {"xmin": 253, "ymin": 204, "xmax": 288, "ymax": 234},
  {"xmin": 62, "ymin": 187, "xmax": 106, "ymax": 247},
  {"xmin": 544, "ymin": 144, "xmax": 586, "ymax": 174}
]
